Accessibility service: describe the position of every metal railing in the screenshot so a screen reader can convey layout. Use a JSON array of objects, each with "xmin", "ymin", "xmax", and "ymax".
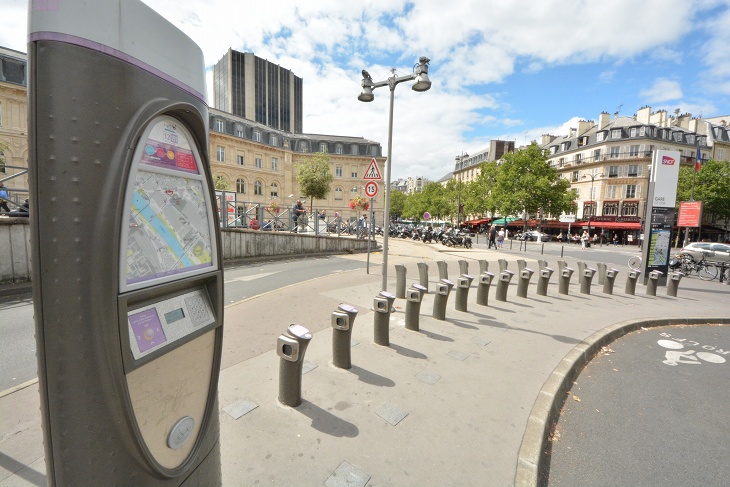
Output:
[{"xmin": 0, "ymin": 165, "xmax": 29, "ymax": 215}]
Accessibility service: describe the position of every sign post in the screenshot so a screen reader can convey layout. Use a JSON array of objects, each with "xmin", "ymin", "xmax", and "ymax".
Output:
[{"xmin": 363, "ymin": 165, "xmax": 381, "ymax": 274}]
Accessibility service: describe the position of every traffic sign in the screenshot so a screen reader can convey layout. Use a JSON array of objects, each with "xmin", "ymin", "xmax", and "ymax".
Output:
[
  {"xmin": 363, "ymin": 158, "xmax": 382, "ymax": 180},
  {"xmin": 364, "ymin": 181, "xmax": 379, "ymax": 198}
]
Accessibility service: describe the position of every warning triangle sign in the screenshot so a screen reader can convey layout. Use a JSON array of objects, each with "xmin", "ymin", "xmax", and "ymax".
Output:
[{"xmin": 363, "ymin": 158, "xmax": 382, "ymax": 180}]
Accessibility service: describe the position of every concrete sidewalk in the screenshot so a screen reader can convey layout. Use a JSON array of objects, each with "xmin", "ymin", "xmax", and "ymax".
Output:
[{"xmin": 1, "ymin": 240, "xmax": 728, "ymax": 486}]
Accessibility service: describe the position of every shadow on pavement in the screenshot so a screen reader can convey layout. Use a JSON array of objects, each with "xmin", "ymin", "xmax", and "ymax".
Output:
[
  {"xmin": 295, "ymin": 400, "xmax": 359, "ymax": 438},
  {"xmin": 349, "ymin": 365, "xmax": 395, "ymax": 387}
]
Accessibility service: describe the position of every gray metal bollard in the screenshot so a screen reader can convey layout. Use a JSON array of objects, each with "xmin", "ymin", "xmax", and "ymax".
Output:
[
  {"xmin": 517, "ymin": 259, "xmax": 527, "ymax": 273},
  {"xmin": 373, "ymin": 295, "xmax": 392, "ymax": 346},
  {"xmin": 537, "ymin": 267, "xmax": 554, "ymax": 296},
  {"xmin": 538, "ymin": 259, "xmax": 548, "ymax": 272},
  {"xmin": 580, "ymin": 267, "xmax": 596, "ymax": 295},
  {"xmin": 577, "ymin": 261, "xmax": 586, "ymax": 285},
  {"xmin": 458, "ymin": 260, "xmax": 469, "ymax": 276},
  {"xmin": 437, "ymin": 260, "xmax": 449, "ymax": 280},
  {"xmin": 516, "ymin": 267, "xmax": 534, "ymax": 298},
  {"xmin": 476, "ymin": 272, "xmax": 495, "ymax": 306},
  {"xmin": 405, "ymin": 287, "xmax": 424, "ymax": 331},
  {"xmin": 646, "ymin": 270, "xmax": 663, "ymax": 296},
  {"xmin": 495, "ymin": 270, "xmax": 514, "ymax": 302},
  {"xmin": 557, "ymin": 260, "xmax": 567, "ymax": 275},
  {"xmin": 559, "ymin": 267, "xmax": 574, "ymax": 295},
  {"xmin": 417, "ymin": 262, "xmax": 429, "ymax": 291},
  {"xmin": 478, "ymin": 259, "xmax": 489, "ymax": 274},
  {"xmin": 498, "ymin": 258, "xmax": 508, "ymax": 273},
  {"xmin": 603, "ymin": 268, "xmax": 619, "ymax": 295},
  {"xmin": 412, "ymin": 283, "xmax": 427, "ymax": 301},
  {"xmin": 277, "ymin": 324, "xmax": 313, "ymax": 407},
  {"xmin": 432, "ymin": 279, "xmax": 454, "ymax": 320},
  {"xmin": 667, "ymin": 272, "xmax": 684, "ymax": 297},
  {"xmin": 455, "ymin": 274, "xmax": 474, "ymax": 312},
  {"xmin": 331, "ymin": 304, "xmax": 358, "ymax": 369},
  {"xmin": 625, "ymin": 270, "xmax": 641, "ymax": 295},
  {"xmin": 394, "ymin": 264, "xmax": 407, "ymax": 299},
  {"xmin": 596, "ymin": 263, "xmax": 607, "ymax": 285}
]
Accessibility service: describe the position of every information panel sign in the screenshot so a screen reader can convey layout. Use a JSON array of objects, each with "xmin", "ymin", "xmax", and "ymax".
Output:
[{"xmin": 677, "ymin": 201, "xmax": 703, "ymax": 227}]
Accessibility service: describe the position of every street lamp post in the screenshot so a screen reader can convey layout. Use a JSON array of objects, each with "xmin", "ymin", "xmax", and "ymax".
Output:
[
  {"xmin": 455, "ymin": 152, "xmax": 469, "ymax": 228},
  {"xmin": 358, "ymin": 57, "xmax": 432, "ymax": 291},
  {"xmin": 582, "ymin": 171, "xmax": 603, "ymax": 239}
]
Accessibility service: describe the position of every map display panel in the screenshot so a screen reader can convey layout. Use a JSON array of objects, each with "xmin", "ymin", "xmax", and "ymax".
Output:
[
  {"xmin": 126, "ymin": 170, "xmax": 213, "ymax": 285},
  {"xmin": 138, "ymin": 119, "xmax": 199, "ymax": 174}
]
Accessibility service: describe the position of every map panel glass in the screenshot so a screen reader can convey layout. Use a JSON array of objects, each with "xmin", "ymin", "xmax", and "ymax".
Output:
[
  {"xmin": 126, "ymin": 170, "xmax": 213, "ymax": 285},
  {"xmin": 138, "ymin": 119, "xmax": 200, "ymax": 174}
]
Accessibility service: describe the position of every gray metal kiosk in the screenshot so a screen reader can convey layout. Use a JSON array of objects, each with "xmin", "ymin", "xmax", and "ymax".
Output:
[{"xmin": 29, "ymin": 2, "xmax": 223, "ymax": 485}]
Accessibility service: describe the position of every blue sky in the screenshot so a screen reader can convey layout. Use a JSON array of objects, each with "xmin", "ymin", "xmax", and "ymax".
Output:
[{"xmin": 2, "ymin": 0, "xmax": 729, "ymax": 181}]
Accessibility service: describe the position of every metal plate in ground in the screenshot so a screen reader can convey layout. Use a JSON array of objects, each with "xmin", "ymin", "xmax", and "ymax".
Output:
[
  {"xmin": 375, "ymin": 402, "xmax": 409, "ymax": 426},
  {"xmin": 302, "ymin": 361, "xmax": 318, "ymax": 374},
  {"xmin": 325, "ymin": 461, "xmax": 371, "ymax": 487},
  {"xmin": 223, "ymin": 399, "xmax": 258, "ymax": 420},
  {"xmin": 472, "ymin": 337, "xmax": 491, "ymax": 347},
  {"xmin": 416, "ymin": 370, "xmax": 441, "ymax": 385},
  {"xmin": 447, "ymin": 350, "xmax": 469, "ymax": 361}
]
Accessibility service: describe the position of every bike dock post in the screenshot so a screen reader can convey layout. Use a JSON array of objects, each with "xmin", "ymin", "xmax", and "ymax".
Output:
[
  {"xmin": 405, "ymin": 285, "xmax": 426, "ymax": 331},
  {"xmin": 603, "ymin": 268, "xmax": 619, "ymax": 295},
  {"xmin": 596, "ymin": 263, "xmax": 607, "ymax": 285},
  {"xmin": 455, "ymin": 275, "xmax": 474, "ymax": 312},
  {"xmin": 559, "ymin": 267, "xmax": 574, "ymax": 295},
  {"xmin": 476, "ymin": 272, "xmax": 495, "ymax": 306},
  {"xmin": 516, "ymin": 259, "xmax": 527, "ymax": 273},
  {"xmin": 458, "ymin": 260, "xmax": 469, "ymax": 276},
  {"xmin": 646, "ymin": 270, "xmax": 663, "ymax": 296},
  {"xmin": 437, "ymin": 261, "xmax": 448, "ymax": 281},
  {"xmin": 625, "ymin": 270, "xmax": 641, "ymax": 295},
  {"xmin": 536, "ymin": 267, "xmax": 553, "ymax": 296},
  {"xmin": 395, "ymin": 265, "xmax": 407, "ymax": 299},
  {"xmin": 516, "ymin": 267, "xmax": 534, "ymax": 298},
  {"xmin": 432, "ymin": 279, "xmax": 454, "ymax": 321},
  {"xmin": 495, "ymin": 270, "xmax": 514, "ymax": 302},
  {"xmin": 478, "ymin": 260, "xmax": 489, "ymax": 274},
  {"xmin": 417, "ymin": 262, "xmax": 429, "ymax": 291},
  {"xmin": 498, "ymin": 259, "xmax": 508, "ymax": 273},
  {"xmin": 580, "ymin": 267, "xmax": 597, "ymax": 295},
  {"xmin": 667, "ymin": 272, "xmax": 684, "ymax": 297}
]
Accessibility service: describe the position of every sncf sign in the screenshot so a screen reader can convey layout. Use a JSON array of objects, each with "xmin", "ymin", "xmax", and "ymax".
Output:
[{"xmin": 661, "ymin": 156, "xmax": 676, "ymax": 165}]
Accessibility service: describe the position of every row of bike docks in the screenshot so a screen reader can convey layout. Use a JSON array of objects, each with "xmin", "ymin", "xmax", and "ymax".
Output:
[{"xmin": 274, "ymin": 258, "xmax": 687, "ymax": 408}]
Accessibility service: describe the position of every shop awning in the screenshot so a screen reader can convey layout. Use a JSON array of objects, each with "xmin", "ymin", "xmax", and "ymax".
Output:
[
  {"xmin": 462, "ymin": 217, "xmax": 491, "ymax": 225},
  {"xmin": 491, "ymin": 217, "xmax": 518, "ymax": 226},
  {"xmin": 576, "ymin": 221, "xmax": 641, "ymax": 230}
]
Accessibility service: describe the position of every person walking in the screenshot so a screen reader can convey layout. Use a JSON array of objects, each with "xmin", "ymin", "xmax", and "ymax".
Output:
[
  {"xmin": 488, "ymin": 225, "xmax": 497, "ymax": 249},
  {"xmin": 0, "ymin": 182, "xmax": 10, "ymax": 214},
  {"xmin": 497, "ymin": 227, "xmax": 505, "ymax": 249},
  {"xmin": 580, "ymin": 230, "xmax": 589, "ymax": 250},
  {"xmin": 613, "ymin": 233, "xmax": 618, "ymax": 247},
  {"xmin": 292, "ymin": 200, "xmax": 305, "ymax": 232}
]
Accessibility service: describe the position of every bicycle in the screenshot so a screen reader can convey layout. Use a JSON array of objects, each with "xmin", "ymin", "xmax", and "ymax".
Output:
[{"xmin": 679, "ymin": 253, "xmax": 718, "ymax": 281}]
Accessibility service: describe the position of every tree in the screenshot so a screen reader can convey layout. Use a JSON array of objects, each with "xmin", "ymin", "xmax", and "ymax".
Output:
[
  {"xmin": 491, "ymin": 142, "xmax": 576, "ymax": 231},
  {"xmin": 389, "ymin": 189, "xmax": 407, "ymax": 219},
  {"xmin": 464, "ymin": 161, "xmax": 499, "ymax": 217},
  {"xmin": 676, "ymin": 159, "xmax": 730, "ymax": 221},
  {"xmin": 296, "ymin": 152, "xmax": 334, "ymax": 211},
  {"xmin": 213, "ymin": 174, "xmax": 229, "ymax": 190}
]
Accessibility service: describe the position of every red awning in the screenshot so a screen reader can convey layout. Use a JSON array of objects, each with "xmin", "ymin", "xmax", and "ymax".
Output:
[
  {"xmin": 576, "ymin": 221, "xmax": 641, "ymax": 230},
  {"xmin": 462, "ymin": 217, "xmax": 491, "ymax": 225}
]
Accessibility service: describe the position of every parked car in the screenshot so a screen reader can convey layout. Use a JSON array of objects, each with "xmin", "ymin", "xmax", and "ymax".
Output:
[
  {"xmin": 679, "ymin": 242, "xmax": 730, "ymax": 262},
  {"xmin": 521, "ymin": 230, "xmax": 551, "ymax": 242}
]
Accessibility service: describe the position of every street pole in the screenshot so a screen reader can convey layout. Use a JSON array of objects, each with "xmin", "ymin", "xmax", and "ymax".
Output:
[{"xmin": 381, "ymin": 85, "xmax": 395, "ymax": 291}]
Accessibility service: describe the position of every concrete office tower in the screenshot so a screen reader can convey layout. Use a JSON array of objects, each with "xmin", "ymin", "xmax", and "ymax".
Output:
[{"xmin": 214, "ymin": 49, "xmax": 303, "ymax": 134}]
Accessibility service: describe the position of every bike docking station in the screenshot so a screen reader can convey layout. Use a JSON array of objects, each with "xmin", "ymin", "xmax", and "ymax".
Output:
[
  {"xmin": 437, "ymin": 261, "xmax": 449, "ymax": 280},
  {"xmin": 405, "ymin": 284, "xmax": 427, "ymax": 331},
  {"xmin": 557, "ymin": 260, "xmax": 567, "ymax": 276},
  {"xmin": 498, "ymin": 258, "xmax": 508, "ymax": 273},
  {"xmin": 537, "ymin": 259, "xmax": 548, "ymax": 272},
  {"xmin": 576, "ymin": 261, "xmax": 587, "ymax": 285},
  {"xmin": 495, "ymin": 270, "xmax": 514, "ymax": 302},
  {"xmin": 373, "ymin": 291, "xmax": 396, "ymax": 346},
  {"xmin": 417, "ymin": 262, "xmax": 430, "ymax": 291},
  {"xmin": 517, "ymin": 259, "xmax": 527, "ymax": 273},
  {"xmin": 478, "ymin": 259, "xmax": 489, "ymax": 274},
  {"xmin": 559, "ymin": 267, "xmax": 574, "ymax": 295},
  {"xmin": 603, "ymin": 268, "xmax": 620, "ymax": 295},
  {"xmin": 646, "ymin": 270, "xmax": 664, "ymax": 296},
  {"xmin": 432, "ymin": 279, "xmax": 454, "ymax": 321},
  {"xmin": 455, "ymin": 275, "xmax": 475, "ymax": 312},
  {"xmin": 277, "ymin": 325, "xmax": 313, "ymax": 407},
  {"xmin": 331, "ymin": 304, "xmax": 359, "ymax": 369},
  {"xmin": 516, "ymin": 267, "xmax": 534, "ymax": 298},
  {"xmin": 459, "ymin": 259, "xmax": 470, "ymax": 276},
  {"xmin": 580, "ymin": 267, "xmax": 597, "ymax": 295},
  {"xmin": 667, "ymin": 272, "xmax": 685, "ymax": 297},
  {"xmin": 536, "ymin": 267, "xmax": 554, "ymax": 296},
  {"xmin": 29, "ymin": 2, "xmax": 224, "ymax": 484},
  {"xmin": 596, "ymin": 263, "xmax": 607, "ymax": 285},
  {"xmin": 625, "ymin": 270, "xmax": 642, "ymax": 295},
  {"xmin": 395, "ymin": 264, "xmax": 407, "ymax": 299},
  {"xmin": 477, "ymin": 272, "xmax": 496, "ymax": 306}
]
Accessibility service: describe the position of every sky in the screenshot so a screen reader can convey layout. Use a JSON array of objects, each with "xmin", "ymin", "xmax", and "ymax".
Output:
[{"xmin": 2, "ymin": 0, "xmax": 730, "ymax": 181}]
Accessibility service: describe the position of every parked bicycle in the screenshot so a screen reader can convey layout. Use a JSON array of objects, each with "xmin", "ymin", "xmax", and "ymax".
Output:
[{"xmin": 678, "ymin": 252, "xmax": 718, "ymax": 281}]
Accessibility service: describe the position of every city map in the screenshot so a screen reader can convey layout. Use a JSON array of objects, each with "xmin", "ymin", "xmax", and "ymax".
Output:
[{"xmin": 126, "ymin": 170, "xmax": 213, "ymax": 286}]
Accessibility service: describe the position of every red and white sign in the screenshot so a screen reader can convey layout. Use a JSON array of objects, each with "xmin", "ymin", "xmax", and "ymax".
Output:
[
  {"xmin": 364, "ymin": 181, "xmax": 379, "ymax": 198},
  {"xmin": 363, "ymin": 158, "xmax": 382, "ymax": 180},
  {"xmin": 677, "ymin": 201, "xmax": 703, "ymax": 227}
]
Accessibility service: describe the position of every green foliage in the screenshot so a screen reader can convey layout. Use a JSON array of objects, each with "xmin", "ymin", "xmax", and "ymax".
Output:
[
  {"xmin": 388, "ymin": 189, "xmax": 407, "ymax": 218},
  {"xmin": 214, "ymin": 174, "xmax": 229, "ymax": 190},
  {"xmin": 676, "ymin": 159, "xmax": 730, "ymax": 220},
  {"xmin": 464, "ymin": 161, "xmax": 499, "ymax": 216},
  {"xmin": 296, "ymin": 152, "xmax": 334, "ymax": 209}
]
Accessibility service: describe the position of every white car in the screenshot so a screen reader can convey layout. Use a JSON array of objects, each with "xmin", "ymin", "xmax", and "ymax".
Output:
[{"xmin": 679, "ymin": 242, "xmax": 730, "ymax": 262}]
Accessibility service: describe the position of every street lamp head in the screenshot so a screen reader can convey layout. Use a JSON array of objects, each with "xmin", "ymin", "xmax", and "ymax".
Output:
[
  {"xmin": 412, "ymin": 57, "xmax": 431, "ymax": 92},
  {"xmin": 358, "ymin": 76, "xmax": 375, "ymax": 102}
]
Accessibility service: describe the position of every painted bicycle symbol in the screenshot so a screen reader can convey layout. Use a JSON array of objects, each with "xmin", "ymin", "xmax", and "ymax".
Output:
[{"xmin": 657, "ymin": 339, "xmax": 727, "ymax": 366}]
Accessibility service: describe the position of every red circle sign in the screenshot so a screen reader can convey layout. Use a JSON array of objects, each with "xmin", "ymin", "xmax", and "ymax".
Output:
[{"xmin": 364, "ymin": 181, "xmax": 379, "ymax": 198}]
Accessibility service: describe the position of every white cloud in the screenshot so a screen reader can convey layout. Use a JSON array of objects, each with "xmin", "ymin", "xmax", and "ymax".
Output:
[{"xmin": 640, "ymin": 78, "xmax": 684, "ymax": 103}]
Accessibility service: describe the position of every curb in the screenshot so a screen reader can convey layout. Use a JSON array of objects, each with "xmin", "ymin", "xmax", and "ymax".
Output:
[
  {"xmin": 514, "ymin": 316, "xmax": 730, "ymax": 487},
  {"xmin": 0, "ymin": 281, "xmax": 32, "ymax": 298}
]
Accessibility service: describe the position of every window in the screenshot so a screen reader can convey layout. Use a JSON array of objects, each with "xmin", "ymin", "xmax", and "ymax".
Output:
[
  {"xmin": 606, "ymin": 185, "xmax": 617, "ymax": 199},
  {"xmin": 351, "ymin": 167, "xmax": 358, "ymax": 178},
  {"xmin": 575, "ymin": 153, "xmax": 582, "ymax": 163},
  {"xmin": 271, "ymin": 157, "xmax": 278, "ymax": 171},
  {"xmin": 603, "ymin": 202, "xmax": 619, "ymax": 216},
  {"xmin": 625, "ymin": 184, "xmax": 637, "ymax": 198},
  {"xmin": 270, "ymin": 182, "xmax": 278, "ymax": 198},
  {"xmin": 336, "ymin": 166, "xmax": 343, "ymax": 177},
  {"xmin": 608, "ymin": 166, "xmax": 619, "ymax": 178},
  {"xmin": 319, "ymin": 142, "xmax": 328, "ymax": 153},
  {"xmin": 236, "ymin": 178, "xmax": 246, "ymax": 194},
  {"xmin": 370, "ymin": 146, "xmax": 378, "ymax": 156},
  {"xmin": 611, "ymin": 129, "xmax": 621, "ymax": 139},
  {"xmin": 334, "ymin": 187, "xmax": 344, "ymax": 200},
  {"xmin": 253, "ymin": 130, "xmax": 262, "ymax": 142},
  {"xmin": 571, "ymin": 170, "xmax": 579, "ymax": 182},
  {"xmin": 236, "ymin": 129, "xmax": 244, "ymax": 137},
  {"xmin": 639, "ymin": 127, "xmax": 646, "ymax": 136},
  {"xmin": 629, "ymin": 145, "xmax": 639, "ymax": 157},
  {"xmin": 255, "ymin": 157, "xmax": 262, "ymax": 169},
  {"xmin": 335, "ymin": 144, "xmax": 343, "ymax": 155},
  {"xmin": 558, "ymin": 157, "xmax": 564, "ymax": 167},
  {"xmin": 593, "ymin": 148, "xmax": 601, "ymax": 160},
  {"xmin": 351, "ymin": 144, "xmax": 358, "ymax": 155},
  {"xmin": 216, "ymin": 146, "xmax": 225, "ymax": 162},
  {"xmin": 610, "ymin": 146, "xmax": 620, "ymax": 158},
  {"xmin": 630, "ymin": 127, "xmax": 637, "ymax": 137},
  {"xmin": 271, "ymin": 135, "xmax": 278, "ymax": 146},
  {"xmin": 215, "ymin": 119, "xmax": 224, "ymax": 132},
  {"xmin": 719, "ymin": 148, "xmax": 725, "ymax": 161},
  {"xmin": 583, "ymin": 202, "xmax": 596, "ymax": 217},
  {"xmin": 299, "ymin": 141, "xmax": 308, "ymax": 152},
  {"xmin": 621, "ymin": 202, "xmax": 638, "ymax": 216},
  {"xmin": 597, "ymin": 132, "xmax": 605, "ymax": 142},
  {"xmin": 550, "ymin": 146, "xmax": 557, "ymax": 155},
  {"xmin": 254, "ymin": 180, "xmax": 263, "ymax": 196},
  {"xmin": 687, "ymin": 135, "xmax": 695, "ymax": 144},
  {"xmin": 674, "ymin": 132, "xmax": 683, "ymax": 143},
  {"xmin": 237, "ymin": 154, "xmax": 245, "ymax": 166},
  {"xmin": 627, "ymin": 165, "xmax": 639, "ymax": 177}
]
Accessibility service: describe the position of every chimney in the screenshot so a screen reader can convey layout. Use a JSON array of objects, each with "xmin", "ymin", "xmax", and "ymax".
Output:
[
  {"xmin": 569, "ymin": 127, "xmax": 577, "ymax": 138},
  {"xmin": 636, "ymin": 106, "xmax": 651, "ymax": 124},
  {"xmin": 598, "ymin": 112, "xmax": 610, "ymax": 130},
  {"xmin": 577, "ymin": 119, "xmax": 593, "ymax": 135},
  {"xmin": 541, "ymin": 134, "xmax": 556, "ymax": 146}
]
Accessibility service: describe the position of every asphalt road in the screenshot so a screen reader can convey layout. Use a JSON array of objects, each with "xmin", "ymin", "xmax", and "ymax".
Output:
[
  {"xmin": 0, "ymin": 254, "xmax": 368, "ymax": 392},
  {"xmin": 546, "ymin": 323, "xmax": 730, "ymax": 486}
]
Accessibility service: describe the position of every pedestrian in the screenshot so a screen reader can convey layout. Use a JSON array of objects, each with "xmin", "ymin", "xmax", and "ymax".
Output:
[
  {"xmin": 580, "ymin": 230, "xmax": 589, "ymax": 249},
  {"xmin": 497, "ymin": 227, "xmax": 505, "ymax": 249},
  {"xmin": 0, "ymin": 182, "xmax": 9, "ymax": 214},
  {"xmin": 292, "ymin": 200, "xmax": 305, "ymax": 232},
  {"xmin": 319, "ymin": 209, "xmax": 326, "ymax": 220},
  {"xmin": 613, "ymin": 233, "xmax": 618, "ymax": 247},
  {"xmin": 488, "ymin": 225, "xmax": 497, "ymax": 249}
]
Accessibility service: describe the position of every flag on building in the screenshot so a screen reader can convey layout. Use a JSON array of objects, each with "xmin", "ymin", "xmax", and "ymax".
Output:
[{"xmin": 695, "ymin": 144, "xmax": 702, "ymax": 172}]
